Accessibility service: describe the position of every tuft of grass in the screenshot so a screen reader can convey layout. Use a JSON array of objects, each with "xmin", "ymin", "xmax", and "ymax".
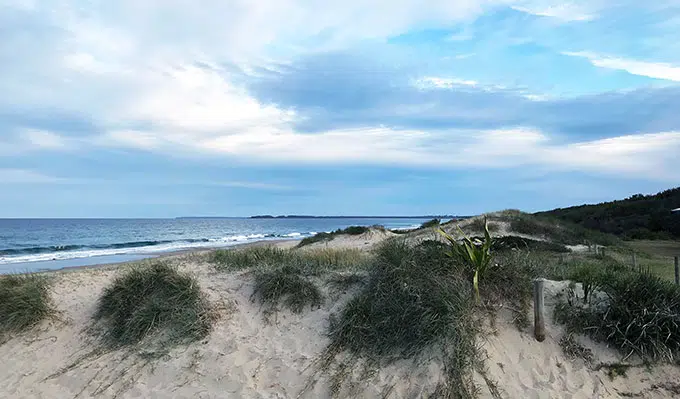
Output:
[
  {"xmin": 211, "ymin": 246, "xmax": 370, "ymax": 273},
  {"xmin": 555, "ymin": 269, "xmax": 680, "ymax": 362},
  {"xmin": 321, "ymin": 239, "xmax": 480, "ymax": 397},
  {"xmin": 93, "ymin": 262, "xmax": 214, "ymax": 348},
  {"xmin": 467, "ymin": 218, "xmax": 499, "ymax": 233},
  {"xmin": 211, "ymin": 245, "xmax": 291, "ymax": 270},
  {"xmin": 420, "ymin": 218, "xmax": 441, "ymax": 228},
  {"xmin": 252, "ymin": 265, "xmax": 323, "ymax": 314},
  {"xmin": 296, "ymin": 226, "xmax": 370, "ymax": 247},
  {"xmin": 326, "ymin": 273, "xmax": 366, "ymax": 292},
  {"xmin": 559, "ymin": 334, "xmax": 594, "ymax": 364},
  {"xmin": 0, "ymin": 274, "xmax": 53, "ymax": 336}
]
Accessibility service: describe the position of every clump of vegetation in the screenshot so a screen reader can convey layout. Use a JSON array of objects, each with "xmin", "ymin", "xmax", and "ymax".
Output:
[
  {"xmin": 467, "ymin": 218, "xmax": 499, "ymax": 233},
  {"xmin": 252, "ymin": 265, "xmax": 324, "ymax": 314},
  {"xmin": 297, "ymin": 226, "xmax": 370, "ymax": 247},
  {"xmin": 211, "ymin": 245, "xmax": 291, "ymax": 270},
  {"xmin": 94, "ymin": 262, "xmax": 214, "ymax": 348},
  {"xmin": 321, "ymin": 239, "xmax": 481, "ymax": 397},
  {"xmin": 490, "ymin": 236, "xmax": 569, "ymax": 253},
  {"xmin": 0, "ymin": 274, "xmax": 53, "ymax": 336},
  {"xmin": 500, "ymin": 211, "xmax": 619, "ymax": 246},
  {"xmin": 559, "ymin": 334, "xmax": 594, "ymax": 364},
  {"xmin": 440, "ymin": 218, "xmax": 494, "ymax": 302},
  {"xmin": 555, "ymin": 269, "xmax": 680, "ymax": 362},
  {"xmin": 211, "ymin": 246, "xmax": 370, "ymax": 273},
  {"xmin": 420, "ymin": 218, "xmax": 441, "ymax": 228}
]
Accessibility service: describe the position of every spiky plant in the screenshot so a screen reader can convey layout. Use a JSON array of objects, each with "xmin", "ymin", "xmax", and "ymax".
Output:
[{"xmin": 439, "ymin": 218, "xmax": 494, "ymax": 302}]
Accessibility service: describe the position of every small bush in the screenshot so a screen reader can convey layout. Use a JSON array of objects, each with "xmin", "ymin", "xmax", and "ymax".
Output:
[
  {"xmin": 252, "ymin": 265, "xmax": 323, "ymax": 313},
  {"xmin": 555, "ymin": 270, "xmax": 680, "ymax": 362},
  {"xmin": 296, "ymin": 226, "xmax": 370, "ymax": 247},
  {"xmin": 322, "ymin": 239, "xmax": 479, "ymax": 397},
  {"xmin": 0, "ymin": 274, "xmax": 52, "ymax": 335},
  {"xmin": 94, "ymin": 262, "xmax": 213, "ymax": 348},
  {"xmin": 492, "ymin": 236, "xmax": 569, "ymax": 253},
  {"xmin": 420, "ymin": 218, "xmax": 441, "ymax": 228}
]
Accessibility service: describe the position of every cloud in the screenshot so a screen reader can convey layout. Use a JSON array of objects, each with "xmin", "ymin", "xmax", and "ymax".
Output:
[
  {"xmin": 511, "ymin": 4, "xmax": 595, "ymax": 21},
  {"xmin": 0, "ymin": 169, "xmax": 73, "ymax": 184},
  {"xmin": 564, "ymin": 51, "xmax": 680, "ymax": 82}
]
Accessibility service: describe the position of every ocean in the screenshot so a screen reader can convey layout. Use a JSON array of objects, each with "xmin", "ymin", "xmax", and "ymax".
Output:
[{"xmin": 0, "ymin": 218, "xmax": 431, "ymax": 274}]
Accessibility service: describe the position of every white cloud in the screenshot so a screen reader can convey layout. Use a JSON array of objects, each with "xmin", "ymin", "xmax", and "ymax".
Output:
[
  {"xmin": 511, "ymin": 4, "xmax": 595, "ymax": 21},
  {"xmin": 0, "ymin": 169, "xmax": 71, "ymax": 184},
  {"xmin": 564, "ymin": 51, "xmax": 680, "ymax": 82},
  {"xmin": 20, "ymin": 129, "xmax": 67, "ymax": 149}
]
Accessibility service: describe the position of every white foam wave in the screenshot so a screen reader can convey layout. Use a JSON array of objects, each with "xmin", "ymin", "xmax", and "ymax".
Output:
[{"xmin": 0, "ymin": 233, "xmax": 280, "ymax": 265}]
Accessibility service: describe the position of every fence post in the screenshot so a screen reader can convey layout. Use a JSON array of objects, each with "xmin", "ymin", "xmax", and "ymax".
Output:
[
  {"xmin": 533, "ymin": 278, "xmax": 546, "ymax": 342},
  {"xmin": 601, "ymin": 247, "xmax": 606, "ymax": 257},
  {"xmin": 632, "ymin": 253, "xmax": 637, "ymax": 271},
  {"xmin": 675, "ymin": 256, "xmax": 679, "ymax": 286}
]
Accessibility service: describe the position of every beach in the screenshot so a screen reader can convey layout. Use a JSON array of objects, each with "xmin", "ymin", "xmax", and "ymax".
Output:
[{"xmin": 3, "ymin": 219, "xmax": 680, "ymax": 399}]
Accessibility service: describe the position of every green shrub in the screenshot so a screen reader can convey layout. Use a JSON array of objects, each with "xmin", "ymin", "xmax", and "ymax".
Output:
[
  {"xmin": 0, "ymin": 274, "xmax": 52, "ymax": 335},
  {"xmin": 505, "ymin": 212, "xmax": 619, "ymax": 246},
  {"xmin": 491, "ymin": 236, "xmax": 569, "ymax": 253},
  {"xmin": 420, "ymin": 218, "xmax": 441, "ymax": 228},
  {"xmin": 252, "ymin": 265, "xmax": 323, "ymax": 313},
  {"xmin": 555, "ymin": 270, "xmax": 680, "ymax": 362},
  {"xmin": 94, "ymin": 262, "xmax": 214, "ymax": 348},
  {"xmin": 322, "ymin": 239, "xmax": 479, "ymax": 397},
  {"xmin": 296, "ymin": 226, "xmax": 370, "ymax": 247},
  {"xmin": 211, "ymin": 246, "xmax": 370, "ymax": 273}
]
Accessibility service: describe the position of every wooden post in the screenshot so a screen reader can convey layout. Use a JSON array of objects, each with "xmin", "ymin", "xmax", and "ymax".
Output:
[
  {"xmin": 675, "ymin": 256, "xmax": 679, "ymax": 286},
  {"xmin": 533, "ymin": 278, "xmax": 546, "ymax": 342},
  {"xmin": 601, "ymin": 247, "xmax": 606, "ymax": 257},
  {"xmin": 632, "ymin": 253, "xmax": 637, "ymax": 271}
]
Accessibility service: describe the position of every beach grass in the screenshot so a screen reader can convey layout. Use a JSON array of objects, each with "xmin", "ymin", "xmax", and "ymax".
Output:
[
  {"xmin": 0, "ymin": 274, "xmax": 53, "ymax": 335},
  {"xmin": 211, "ymin": 245, "xmax": 371, "ymax": 273},
  {"xmin": 321, "ymin": 239, "xmax": 481, "ymax": 397},
  {"xmin": 555, "ymin": 264, "xmax": 680, "ymax": 362},
  {"xmin": 93, "ymin": 262, "xmax": 214, "ymax": 348},
  {"xmin": 252, "ymin": 265, "xmax": 324, "ymax": 314},
  {"xmin": 296, "ymin": 226, "xmax": 370, "ymax": 247}
]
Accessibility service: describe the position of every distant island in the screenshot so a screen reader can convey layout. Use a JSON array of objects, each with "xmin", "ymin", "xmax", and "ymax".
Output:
[
  {"xmin": 249, "ymin": 215, "xmax": 462, "ymax": 219},
  {"xmin": 177, "ymin": 215, "xmax": 464, "ymax": 220}
]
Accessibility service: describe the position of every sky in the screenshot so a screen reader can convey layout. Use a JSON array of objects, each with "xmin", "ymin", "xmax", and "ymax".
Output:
[{"xmin": 1, "ymin": 0, "xmax": 680, "ymax": 217}]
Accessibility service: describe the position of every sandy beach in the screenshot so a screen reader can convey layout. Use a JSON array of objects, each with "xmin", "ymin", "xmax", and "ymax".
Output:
[{"xmin": 2, "ymin": 224, "xmax": 680, "ymax": 399}]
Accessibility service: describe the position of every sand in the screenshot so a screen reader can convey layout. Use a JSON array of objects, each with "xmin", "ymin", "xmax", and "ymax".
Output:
[{"xmin": 2, "ymin": 232, "xmax": 680, "ymax": 398}]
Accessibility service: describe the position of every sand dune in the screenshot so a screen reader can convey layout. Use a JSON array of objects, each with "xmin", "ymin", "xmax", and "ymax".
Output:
[{"xmin": 3, "ymin": 235, "xmax": 680, "ymax": 398}]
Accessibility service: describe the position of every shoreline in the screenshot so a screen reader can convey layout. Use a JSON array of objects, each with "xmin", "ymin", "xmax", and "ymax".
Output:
[{"xmin": 4, "ymin": 239, "xmax": 300, "ymax": 276}]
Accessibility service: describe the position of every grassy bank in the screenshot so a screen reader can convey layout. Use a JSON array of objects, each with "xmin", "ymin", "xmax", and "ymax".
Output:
[{"xmin": 0, "ymin": 274, "xmax": 53, "ymax": 336}]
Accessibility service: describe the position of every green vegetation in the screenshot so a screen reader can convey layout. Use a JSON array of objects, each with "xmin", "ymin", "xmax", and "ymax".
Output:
[
  {"xmin": 491, "ymin": 236, "xmax": 569, "ymax": 253},
  {"xmin": 321, "ymin": 239, "xmax": 481, "ymax": 397},
  {"xmin": 0, "ymin": 274, "xmax": 52, "ymax": 336},
  {"xmin": 296, "ymin": 226, "xmax": 371, "ymax": 247},
  {"xmin": 94, "ymin": 262, "xmax": 214, "ymax": 348},
  {"xmin": 440, "ymin": 219, "xmax": 494, "ymax": 302},
  {"xmin": 555, "ymin": 267, "xmax": 680, "ymax": 362},
  {"xmin": 211, "ymin": 246, "xmax": 370, "ymax": 273},
  {"xmin": 252, "ymin": 265, "xmax": 324, "ymax": 314},
  {"xmin": 495, "ymin": 210, "xmax": 619, "ymax": 246},
  {"xmin": 538, "ymin": 187, "xmax": 680, "ymax": 239},
  {"xmin": 467, "ymin": 217, "xmax": 499, "ymax": 233},
  {"xmin": 420, "ymin": 218, "xmax": 441, "ymax": 228}
]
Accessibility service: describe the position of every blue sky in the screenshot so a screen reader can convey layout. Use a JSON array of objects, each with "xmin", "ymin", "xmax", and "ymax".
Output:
[{"xmin": 1, "ymin": 0, "xmax": 679, "ymax": 217}]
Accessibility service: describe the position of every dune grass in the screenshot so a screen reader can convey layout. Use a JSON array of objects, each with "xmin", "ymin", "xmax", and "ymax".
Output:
[
  {"xmin": 252, "ymin": 265, "xmax": 324, "ymax": 314},
  {"xmin": 211, "ymin": 245, "xmax": 370, "ymax": 273},
  {"xmin": 555, "ymin": 263, "xmax": 680, "ymax": 362},
  {"xmin": 320, "ymin": 239, "xmax": 482, "ymax": 397},
  {"xmin": 296, "ymin": 226, "xmax": 370, "ymax": 247},
  {"xmin": 0, "ymin": 274, "xmax": 53, "ymax": 336},
  {"xmin": 93, "ymin": 262, "xmax": 214, "ymax": 348},
  {"xmin": 495, "ymin": 210, "xmax": 620, "ymax": 246}
]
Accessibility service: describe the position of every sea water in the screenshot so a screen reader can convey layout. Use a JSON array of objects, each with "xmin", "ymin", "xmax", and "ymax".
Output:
[{"xmin": 0, "ymin": 218, "xmax": 431, "ymax": 273}]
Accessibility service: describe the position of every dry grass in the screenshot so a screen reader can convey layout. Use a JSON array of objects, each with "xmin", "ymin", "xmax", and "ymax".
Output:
[{"xmin": 0, "ymin": 274, "xmax": 53, "ymax": 336}]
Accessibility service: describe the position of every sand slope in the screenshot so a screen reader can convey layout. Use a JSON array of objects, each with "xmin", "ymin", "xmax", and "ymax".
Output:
[{"xmin": 3, "ymin": 248, "xmax": 680, "ymax": 398}]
